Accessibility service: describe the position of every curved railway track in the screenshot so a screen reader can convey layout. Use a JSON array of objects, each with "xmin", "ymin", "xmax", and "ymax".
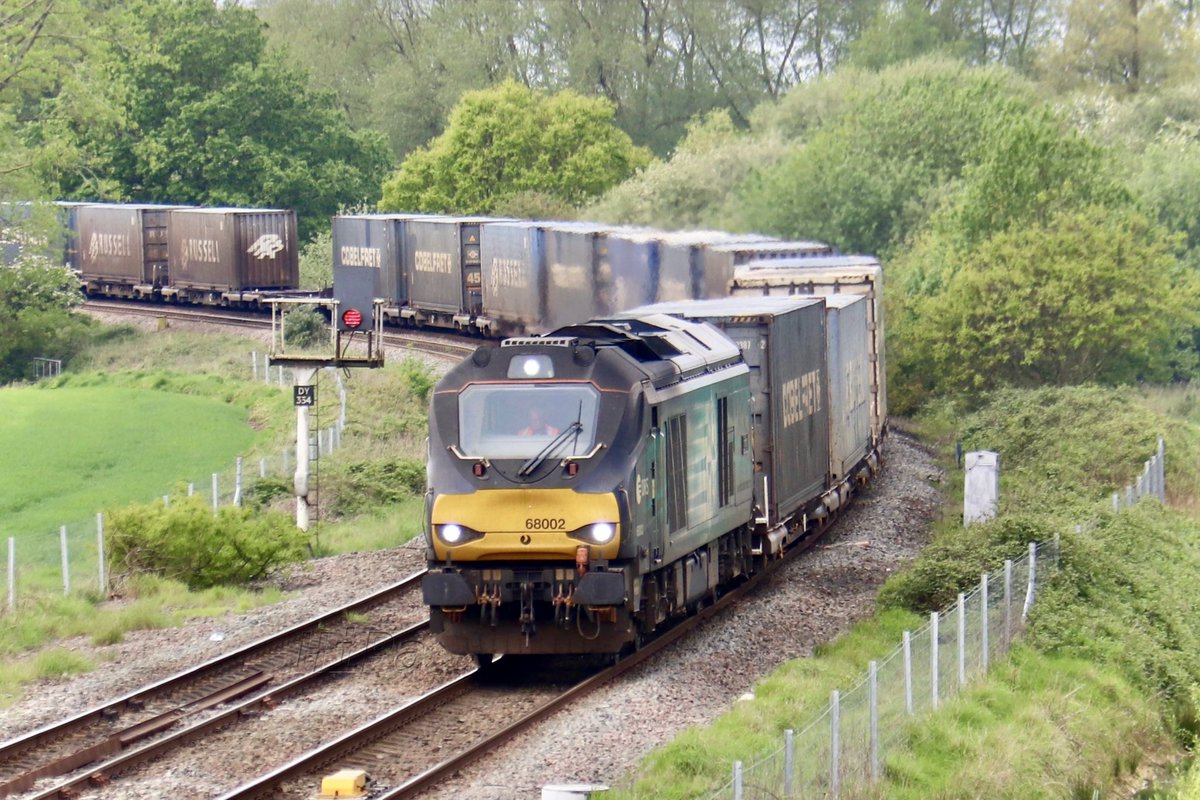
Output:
[
  {"xmin": 0, "ymin": 571, "xmax": 427, "ymax": 799},
  {"xmin": 80, "ymin": 299, "xmax": 478, "ymax": 361},
  {"xmin": 220, "ymin": 522, "xmax": 835, "ymax": 800}
]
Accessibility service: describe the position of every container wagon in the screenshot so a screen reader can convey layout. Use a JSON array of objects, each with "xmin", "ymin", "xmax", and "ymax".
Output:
[
  {"xmin": 78, "ymin": 203, "xmax": 185, "ymax": 298},
  {"xmin": 730, "ymin": 255, "xmax": 887, "ymax": 440},
  {"xmin": 166, "ymin": 207, "xmax": 298, "ymax": 305}
]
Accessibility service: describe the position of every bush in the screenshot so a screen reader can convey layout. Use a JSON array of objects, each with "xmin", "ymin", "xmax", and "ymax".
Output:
[
  {"xmin": 105, "ymin": 495, "xmax": 311, "ymax": 589},
  {"xmin": 325, "ymin": 458, "xmax": 426, "ymax": 518},
  {"xmin": 283, "ymin": 305, "xmax": 328, "ymax": 349}
]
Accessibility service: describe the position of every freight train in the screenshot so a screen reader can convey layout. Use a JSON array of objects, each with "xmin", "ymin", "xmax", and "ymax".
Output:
[
  {"xmin": 329, "ymin": 213, "xmax": 840, "ymax": 338},
  {"xmin": 2, "ymin": 201, "xmax": 300, "ymax": 307},
  {"xmin": 420, "ymin": 288, "xmax": 886, "ymax": 661}
]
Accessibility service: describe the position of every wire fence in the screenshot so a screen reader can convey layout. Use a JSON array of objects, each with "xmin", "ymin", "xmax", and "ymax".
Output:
[
  {"xmin": 1, "ymin": 355, "xmax": 347, "ymax": 611},
  {"xmin": 694, "ymin": 436, "xmax": 1167, "ymax": 800}
]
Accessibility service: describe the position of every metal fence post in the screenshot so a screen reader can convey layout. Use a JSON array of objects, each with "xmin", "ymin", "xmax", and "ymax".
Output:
[
  {"xmin": 733, "ymin": 761, "xmax": 743, "ymax": 800},
  {"xmin": 96, "ymin": 513, "xmax": 107, "ymax": 597},
  {"xmin": 59, "ymin": 526, "xmax": 70, "ymax": 596},
  {"xmin": 1158, "ymin": 437, "xmax": 1166, "ymax": 501},
  {"xmin": 1022, "ymin": 542, "xmax": 1037, "ymax": 621},
  {"xmin": 260, "ymin": 458, "xmax": 267, "ymax": 479},
  {"xmin": 1112, "ymin": 492, "xmax": 1119, "ymax": 513},
  {"xmin": 212, "ymin": 473, "xmax": 220, "ymax": 511},
  {"xmin": 187, "ymin": 482, "xmax": 195, "ymax": 497},
  {"xmin": 7, "ymin": 537, "xmax": 14, "ymax": 611},
  {"xmin": 1004, "ymin": 559, "xmax": 1013, "ymax": 648},
  {"xmin": 251, "ymin": 351, "xmax": 258, "ymax": 381},
  {"xmin": 931, "ymin": 612, "xmax": 940, "ymax": 710},
  {"xmin": 831, "ymin": 690, "xmax": 841, "ymax": 797},
  {"xmin": 234, "ymin": 456, "xmax": 244, "ymax": 507},
  {"xmin": 869, "ymin": 660, "xmax": 879, "ymax": 783},
  {"xmin": 981, "ymin": 572, "xmax": 989, "ymax": 673},
  {"xmin": 903, "ymin": 630, "xmax": 913, "ymax": 714},
  {"xmin": 957, "ymin": 592, "xmax": 966, "ymax": 688},
  {"xmin": 784, "ymin": 729, "xmax": 795, "ymax": 797}
]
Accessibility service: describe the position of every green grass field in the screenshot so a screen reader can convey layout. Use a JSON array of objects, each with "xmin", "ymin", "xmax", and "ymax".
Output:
[{"xmin": 0, "ymin": 384, "xmax": 256, "ymax": 543}]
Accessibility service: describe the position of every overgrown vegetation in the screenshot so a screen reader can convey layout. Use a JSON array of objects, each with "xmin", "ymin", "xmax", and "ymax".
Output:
[
  {"xmin": 616, "ymin": 386, "xmax": 1200, "ymax": 797},
  {"xmin": 104, "ymin": 495, "xmax": 310, "ymax": 589}
]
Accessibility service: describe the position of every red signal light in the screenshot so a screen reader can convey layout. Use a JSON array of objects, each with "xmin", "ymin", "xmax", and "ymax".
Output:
[{"xmin": 342, "ymin": 308, "xmax": 363, "ymax": 329}]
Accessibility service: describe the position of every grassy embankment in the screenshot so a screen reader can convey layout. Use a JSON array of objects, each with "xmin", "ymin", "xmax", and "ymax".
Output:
[
  {"xmin": 0, "ymin": 322, "xmax": 434, "ymax": 703},
  {"xmin": 616, "ymin": 385, "xmax": 1200, "ymax": 799}
]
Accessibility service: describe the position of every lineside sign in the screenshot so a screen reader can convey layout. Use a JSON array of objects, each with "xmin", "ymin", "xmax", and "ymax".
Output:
[{"xmin": 294, "ymin": 385, "xmax": 316, "ymax": 407}]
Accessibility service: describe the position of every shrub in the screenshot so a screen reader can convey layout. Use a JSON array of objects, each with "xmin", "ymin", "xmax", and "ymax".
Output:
[
  {"xmin": 283, "ymin": 306, "xmax": 328, "ymax": 349},
  {"xmin": 105, "ymin": 495, "xmax": 311, "ymax": 589},
  {"xmin": 325, "ymin": 458, "xmax": 426, "ymax": 518}
]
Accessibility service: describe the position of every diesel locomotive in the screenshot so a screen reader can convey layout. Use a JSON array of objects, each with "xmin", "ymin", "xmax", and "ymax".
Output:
[{"xmin": 421, "ymin": 294, "xmax": 883, "ymax": 659}]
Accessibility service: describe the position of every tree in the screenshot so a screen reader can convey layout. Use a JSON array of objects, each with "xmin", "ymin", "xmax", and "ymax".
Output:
[
  {"xmin": 1038, "ymin": 0, "xmax": 1200, "ymax": 94},
  {"xmin": 44, "ymin": 0, "xmax": 392, "ymax": 240},
  {"xmin": 737, "ymin": 58, "xmax": 1039, "ymax": 255},
  {"xmin": 588, "ymin": 109, "xmax": 790, "ymax": 231},
  {"xmin": 0, "ymin": 259, "xmax": 93, "ymax": 384},
  {"xmin": 379, "ymin": 80, "xmax": 651, "ymax": 214},
  {"xmin": 890, "ymin": 207, "xmax": 1198, "ymax": 407}
]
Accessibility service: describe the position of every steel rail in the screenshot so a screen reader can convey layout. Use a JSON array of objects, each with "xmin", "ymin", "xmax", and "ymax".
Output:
[
  {"xmin": 0, "ymin": 571, "xmax": 426, "ymax": 798},
  {"xmin": 220, "ymin": 521, "xmax": 837, "ymax": 800}
]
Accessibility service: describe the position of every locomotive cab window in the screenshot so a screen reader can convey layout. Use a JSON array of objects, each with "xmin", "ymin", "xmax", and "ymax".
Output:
[{"xmin": 457, "ymin": 383, "xmax": 600, "ymax": 459}]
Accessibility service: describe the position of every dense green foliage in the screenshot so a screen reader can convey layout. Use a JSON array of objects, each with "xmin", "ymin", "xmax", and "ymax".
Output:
[
  {"xmin": 29, "ymin": 0, "xmax": 391, "ymax": 240},
  {"xmin": 105, "ymin": 495, "xmax": 309, "ymax": 589},
  {"xmin": 379, "ymin": 81, "xmax": 651, "ymax": 214},
  {"xmin": 0, "ymin": 260, "xmax": 93, "ymax": 383}
]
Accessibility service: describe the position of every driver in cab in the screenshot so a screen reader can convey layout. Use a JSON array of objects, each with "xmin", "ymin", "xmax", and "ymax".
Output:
[{"xmin": 518, "ymin": 407, "xmax": 559, "ymax": 437}]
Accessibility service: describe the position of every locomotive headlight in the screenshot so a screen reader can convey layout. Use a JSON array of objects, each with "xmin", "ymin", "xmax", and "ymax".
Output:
[
  {"xmin": 568, "ymin": 522, "xmax": 617, "ymax": 545},
  {"xmin": 589, "ymin": 523, "xmax": 615, "ymax": 544},
  {"xmin": 507, "ymin": 355, "xmax": 555, "ymax": 379},
  {"xmin": 435, "ymin": 523, "xmax": 483, "ymax": 546}
]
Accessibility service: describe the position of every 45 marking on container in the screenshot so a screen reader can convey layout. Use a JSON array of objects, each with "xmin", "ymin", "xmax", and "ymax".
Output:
[{"xmin": 248, "ymin": 233, "xmax": 285, "ymax": 259}]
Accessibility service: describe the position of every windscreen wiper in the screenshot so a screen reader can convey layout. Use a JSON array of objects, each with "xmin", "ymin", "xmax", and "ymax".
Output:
[{"xmin": 518, "ymin": 421, "xmax": 583, "ymax": 477}]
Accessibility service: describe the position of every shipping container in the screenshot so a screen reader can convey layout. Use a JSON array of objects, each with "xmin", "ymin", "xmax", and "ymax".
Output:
[
  {"xmin": 332, "ymin": 214, "xmax": 407, "ymax": 310},
  {"xmin": 620, "ymin": 296, "xmax": 830, "ymax": 526},
  {"xmin": 698, "ymin": 239, "xmax": 832, "ymax": 299},
  {"xmin": 730, "ymin": 255, "xmax": 886, "ymax": 440},
  {"xmin": 653, "ymin": 231, "xmax": 741, "ymax": 303},
  {"xmin": 404, "ymin": 216, "xmax": 498, "ymax": 325},
  {"xmin": 168, "ymin": 208, "xmax": 298, "ymax": 293},
  {"xmin": 823, "ymin": 294, "xmax": 872, "ymax": 482},
  {"xmin": 479, "ymin": 221, "xmax": 546, "ymax": 334},
  {"xmin": 542, "ymin": 222, "xmax": 612, "ymax": 329},
  {"xmin": 78, "ymin": 203, "xmax": 183, "ymax": 290},
  {"xmin": 606, "ymin": 229, "xmax": 661, "ymax": 312}
]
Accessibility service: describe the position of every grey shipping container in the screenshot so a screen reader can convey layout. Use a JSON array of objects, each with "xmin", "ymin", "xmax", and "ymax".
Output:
[
  {"xmin": 405, "ymin": 216, "xmax": 497, "ymax": 320},
  {"xmin": 169, "ymin": 208, "xmax": 298, "ymax": 291},
  {"xmin": 606, "ymin": 229, "xmax": 660, "ymax": 312},
  {"xmin": 654, "ymin": 231, "xmax": 768, "ymax": 303},
  {"xmin": 621, "ymin": 296, "xmax": 830, "ymax": 526},
  {"xmin": 731, "ymin": 255, "xmax": 886, "ymax": 440},
  {"xmin": 823, "ymin": 294, "xmax": 872, "ymax": 482},
  {"xmin": 543, "ymin": 222, "xmax": 611, "ymax": 329},
  {"xmin": 698, "ymin": 239, "xmax": 832, "ymax": 299},
  {"xmin": 78, "ymin": 203, "xmax": 182, "ymax": 286},
  {"xmin": 332, "ymin": 214, "xmax": 406, "ymax": 309},
  {"xmin": 479, "ymin": 221, "xmax": 546, "ymax": 334}
]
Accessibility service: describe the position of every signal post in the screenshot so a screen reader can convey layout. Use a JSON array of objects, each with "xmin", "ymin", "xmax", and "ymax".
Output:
[{"xmin": 267, "ymin": 297, "xmax": 384, "ymax": 531}]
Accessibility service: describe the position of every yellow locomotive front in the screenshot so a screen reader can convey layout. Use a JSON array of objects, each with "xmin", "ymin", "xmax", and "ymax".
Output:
[{"xmin": 422, "ymin": 335, "xmax": 646, "ymax": 658}]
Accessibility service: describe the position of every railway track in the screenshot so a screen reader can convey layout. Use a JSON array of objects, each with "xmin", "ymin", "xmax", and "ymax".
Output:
[
  {"xmin": 0, "ymin": 571, "xmax": 427, "ymax": 799},
  {"xmin": 80, "ymin": 299, "xmax": 478, "ymax": 361},
  {"xmin": 220, "ymin": 526, "xmax": 834, "ymax": 800}
]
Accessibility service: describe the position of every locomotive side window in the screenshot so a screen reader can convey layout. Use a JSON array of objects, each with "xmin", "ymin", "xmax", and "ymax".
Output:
[
  {"xmin": 457, "ymin": 383, "xmax": 600, "ymax": 459},
  {"xmin": 665, "ymin": 412, "xmax": 688, "ymax": 532}
]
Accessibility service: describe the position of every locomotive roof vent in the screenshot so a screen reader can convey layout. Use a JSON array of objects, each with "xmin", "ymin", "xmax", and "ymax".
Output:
[{"xmin": 501, "ymin": 336, "xmax": 578, "ymax": 348}]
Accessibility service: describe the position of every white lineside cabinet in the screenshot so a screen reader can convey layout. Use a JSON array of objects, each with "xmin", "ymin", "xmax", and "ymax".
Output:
[{"xmin": 964, "ymin": 450, "xmax": 1000, "ymax": 526}]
